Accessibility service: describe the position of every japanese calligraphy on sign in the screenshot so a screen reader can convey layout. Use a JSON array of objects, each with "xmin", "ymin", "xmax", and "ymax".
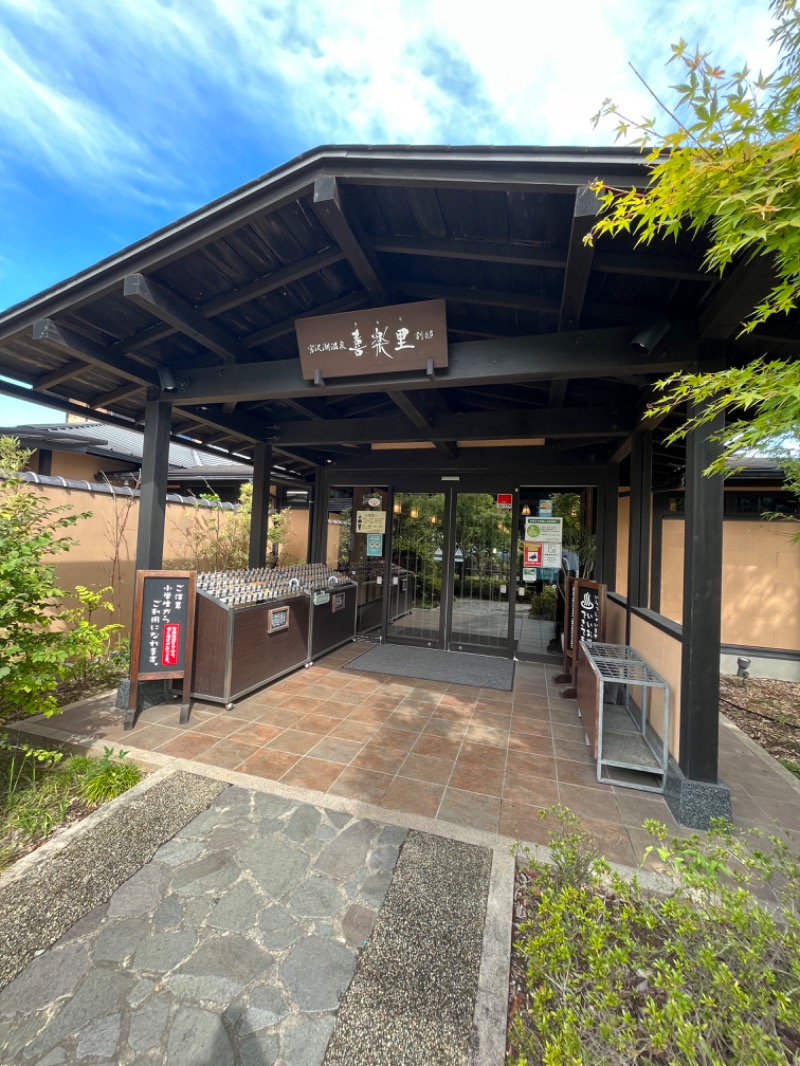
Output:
[
  {"xmin": 567, "ymin": 579, "xmax": 606, "ymax": 660},
  {"xmin": 127, "ymin": 570, "xmax": 197, "ymax": 730},
  {"xmin": 137, "ymin": 575, "xmax": 192, "ymax": 674},
  {"xmin": 295, "ymin": 300, "xmax": 447, "ymax": 380}
]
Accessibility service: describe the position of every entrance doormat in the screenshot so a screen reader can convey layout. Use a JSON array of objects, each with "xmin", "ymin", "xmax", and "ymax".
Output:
[{"xmin": 344, "ymin": 644, "xmax": 515, "ymax": 691}]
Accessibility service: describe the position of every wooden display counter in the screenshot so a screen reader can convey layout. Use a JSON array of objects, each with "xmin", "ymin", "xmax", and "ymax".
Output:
[{"xmin": 192, "ymin": 591, "xmax": 310, "ymax": 707}]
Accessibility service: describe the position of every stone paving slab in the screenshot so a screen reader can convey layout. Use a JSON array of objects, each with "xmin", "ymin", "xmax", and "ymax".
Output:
[
  {"xmin": 0, "ymin": 769, "xmax": 226, "ymax": 988},
  {"xmin": 0, "ymin": 786, "xmax": 406, "ymax": 1065}
]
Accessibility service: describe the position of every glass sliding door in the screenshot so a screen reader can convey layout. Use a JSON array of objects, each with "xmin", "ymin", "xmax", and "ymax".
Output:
[
  {"xmin": 449, "ymin": 493, "xmax": 513, "ymax": 653},
  {"xmin": 388, "ymin": 492, "xmax": 445, "ymax": 646}
]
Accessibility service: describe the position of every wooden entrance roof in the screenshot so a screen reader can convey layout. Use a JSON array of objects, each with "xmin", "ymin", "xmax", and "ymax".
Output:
[{"xmin": 0, "ymin": 145, "xmax": 795, "ymax": 485}]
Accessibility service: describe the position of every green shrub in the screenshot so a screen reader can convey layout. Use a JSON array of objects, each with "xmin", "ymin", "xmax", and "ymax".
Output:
[
  {"xmin": 510, "ymin": 807, "xmax": 800, "ymax": 1065},
  {"xmin": 528, "ymin": 583, "xmax": 557, "ymax": 619},
  {"xmin": 76, "ymin": 747, "xmax": 142, "ymax": 804},
  {"xmin": 0, "ymin": 439, "xmax": 121, "ymax": 721}
]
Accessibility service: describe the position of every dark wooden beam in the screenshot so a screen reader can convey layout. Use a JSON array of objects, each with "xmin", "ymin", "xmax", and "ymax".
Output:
[
  {"xmin": 179, "ymin": 404, "xmax": 275, "ymax": 444},
  {"xmin": 610, "ymin": 383, "xmax": 683, "ymax": 463},
  {"xmin": 548, "ymin": 380, "xmax": 568, "ymax": 408},
  {"xmin": 387, "ymin": 390, "xmax": 457, "ymax": 458},
  {"xmin": 371, "ymin": 235, "xmax": 709, "ymax": 281},
  {"xmin": 373, "ymin": 235, "xmax": 566, "ymax": 269},
  {"xmin": 387, "ymin": 390, "xmax": 432, "ymax": 432},
  {"xmin": 91, "ymin": 383, "xmax": 143, "ymax": 409},
  {"xmin": 700, "ymin": 256, "xmax": 777, "ymax": 340},
  {"xmin": 31, "ymin": 319, "xmax": 159, "ymax": 388},
  {"xmin": 34, "ymin": 358, "xmax": 91, "ymax": 390},
  {"xmin": 272, "ymin": 405, "xmax": 631, "ymax": 447},
  {"xmin": 115, "ymin": 248, "xmax": 346, "ymax": 356},
  {"xmin": 560, "ymin": 186, "xmax": 601, "ymax": 331},
  {"xmin": 173, "ymin": 323, "xmax": 702, "ymax": 406},
  {"xmin": 312, "ymin": 176, "xmax": 386, "ymax": 297},
  {"xmin": 123, "ymin": 274, "xmax": 251, "ymax": 364},
  {"xmin": 393, "ymin": 281, "xmax": 561, "ymax": 316},
  {"xmin": 243, "ymin": 291, "xmax": 366, "ymax": 350}
]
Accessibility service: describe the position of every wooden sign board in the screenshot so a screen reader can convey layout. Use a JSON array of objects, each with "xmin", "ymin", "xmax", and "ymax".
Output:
[
  {"xmin": 127, "ymin": 570, "xmax": 196, "ymax": 729},
  {"xmin": 555, "ymin": 577, "xmax": 606, "ymax": 696},
  {"xmin": 295, "ymin": 299, "xmax": 448, "ymax": 380}
]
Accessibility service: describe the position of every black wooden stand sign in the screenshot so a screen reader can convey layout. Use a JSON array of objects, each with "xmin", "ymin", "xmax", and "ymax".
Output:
[
  {"xmin": 554, "ymin": 577, "xmax": 606, "ymax": 698},
  {"xmin": 126, "ymin": 570, "xmax": 197, "ymax": 729}
]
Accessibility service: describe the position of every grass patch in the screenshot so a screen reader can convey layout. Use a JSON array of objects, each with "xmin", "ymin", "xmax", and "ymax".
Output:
[
  {"xmin": 508, "ymin": 806, "xmax": 800, "ymax": 1065},
  {"xmin": 0, "ymin": 740, "xmax": 143, "ymax": 870}
]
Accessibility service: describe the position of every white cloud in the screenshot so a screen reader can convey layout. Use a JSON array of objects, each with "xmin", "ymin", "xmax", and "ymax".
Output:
[{"xmin": 0, "ymin": 0, "xmax": 781, "ymax": 207}]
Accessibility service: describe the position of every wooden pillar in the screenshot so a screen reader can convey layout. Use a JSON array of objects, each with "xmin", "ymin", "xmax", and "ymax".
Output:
[
  {"xmin": 135, "ymin": 398, "xmax": 172, "ymax": 572},
  {"xmin": 679, "ymin": 402, "xmax": 724, "ymax": 782},
  {"xmin": 596, "ymin": 463, "xmax": 619, "ymax": 588},
  {"xmin": 309, "ymin": 465, "xmax": 329, "ymax": 564},
  {"xmin": 248, "ymin": 443, "xmax": 272, "ymax": 568}
]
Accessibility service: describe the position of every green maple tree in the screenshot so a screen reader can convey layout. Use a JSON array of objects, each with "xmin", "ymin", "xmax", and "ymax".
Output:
[{"xmin": 589, "ymin": 0, "xmax": 800, "ymax": 499}]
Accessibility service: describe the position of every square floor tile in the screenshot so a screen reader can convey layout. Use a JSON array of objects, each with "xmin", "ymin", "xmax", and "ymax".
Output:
[
  {"xmin": 328, "ymin": 766, "xmax": 393, "ymax": 805},
  {"xmin": 382, "ymin": 777, "xmax": 444, "ymax": 818},
  {"xmin": 437, "ymin": 788, "xmax": 501, "ymax": 833}
]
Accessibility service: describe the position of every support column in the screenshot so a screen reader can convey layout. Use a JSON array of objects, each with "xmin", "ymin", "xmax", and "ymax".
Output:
[
  {"xmin": 596, "ymin": 462, "xmax": 619, "ymax": 588},
  {"xmin": 666, "ymin": 400, "xmax": 731, "ymax": 828},
  {"xmin": 626, "ymin": 431, "xmax": 652, "ymax": 642},
  {"xmin": 248, "ymin": 443, "xmax": 272, "ymax": 568},
  {"xmin": 309, "ymin": 465, "xmax": 329, "ymax": 564},
  {"xmin": 135, "ymin": 398, "xmax": 172, "ymax": 571}
]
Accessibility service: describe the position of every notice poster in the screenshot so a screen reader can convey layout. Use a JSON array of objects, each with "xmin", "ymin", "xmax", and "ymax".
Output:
[
  {"xmin": 356, "ymin": 510, "xmax": 386, "ymax": 534},
  {"xmin": 366, "ymin": 533, "xmax": 383, "ymax": 557},
  {"xmin": 524, "ymin": 517, "xmax": 563, "ymax": 544},
  {"xmin": 523, "ymin": 543, "xmax": 543, "ymax": 567}
]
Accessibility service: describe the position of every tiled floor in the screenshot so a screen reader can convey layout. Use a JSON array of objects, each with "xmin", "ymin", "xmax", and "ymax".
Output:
[{"xmin": 26, "ymin": 642, "xmax": 800, "ymax": 868}]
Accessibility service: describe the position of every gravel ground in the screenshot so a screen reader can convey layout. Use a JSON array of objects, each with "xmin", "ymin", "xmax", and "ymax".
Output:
[
  {"xmin": 0, "ymin": 770, "xmax": 226, "ymax": 988},
  {"xmin": 323, "ymin": 831, "xmax": 492, "ymax": 1066}
]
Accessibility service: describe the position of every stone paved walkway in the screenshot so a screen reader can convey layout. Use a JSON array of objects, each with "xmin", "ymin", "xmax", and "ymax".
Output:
[{"xmin": 0, "ymin": 787, "xmax": 407, "ymax": 1065}]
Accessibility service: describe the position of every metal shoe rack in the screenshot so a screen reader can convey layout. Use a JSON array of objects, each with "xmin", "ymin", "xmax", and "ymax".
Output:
[{"xmin": 577, "ymin": 641, "xmax": 670, "ymax": 793}]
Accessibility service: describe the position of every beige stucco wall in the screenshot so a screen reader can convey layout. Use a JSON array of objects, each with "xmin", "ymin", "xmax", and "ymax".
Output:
[
  {"xmin": 40, "ymin": 452, "xmax": 133, "ymax": 481},
  {"xmin": 660, "ymin": 517, "xmax": 800, "ymax": 651},
  {"xmin": 629, "ymin": 614, "xmax": 682, "ymax": 760},
  {"xmin": 615, "ymin": 495, "xmax": 629, "ymax": 596},
  {"xmin": 596, "ymin": 597, "xmax": 681, "ymax": 758},
  {"xmin": 22, "ymin": 481, "xmax": 303, "ymax": 635}
]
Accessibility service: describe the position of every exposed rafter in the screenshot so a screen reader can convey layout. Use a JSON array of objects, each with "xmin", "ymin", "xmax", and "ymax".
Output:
[
  {"xmin": 34, "ymin": 358, "xmax": 92, "ymax": 391},
  {"xmin": 31, "ymin": 319, "xmax": 159, "ymax": 388},
  {"xmin": 272, "ymin": 406, "xmax": 631, "ymax": 447},
  {"xmin": 312, "ymin": 176, "xmax": 386, "ymax": 297},
  {"xmin": 560, "ymin": 186, "xmax": 601, "ymax": 331},
  {"xmin": 700, "ymin": 256, "xmax": 777, "ymax": 340},
  {"xmin": 114, "ymin": 248, "xmax": 346, "ymax": 357},
  {"xmin": 244, "ymin": 291, "xmax": 366, "ymax": 350},
  {"xmin": 387, "ymin": 391, "xmax": 457, "ymax": 458},
  {"xmin": 123, "ymin": 274, "xmax": 251, "ymax": 365},
  {"xmin": 370, "ymin": 235, "xmax": 709, "ymax": 282}
]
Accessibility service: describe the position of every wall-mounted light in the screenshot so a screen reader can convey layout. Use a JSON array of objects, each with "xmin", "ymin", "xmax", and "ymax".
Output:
[
  {"xmin": 393, "ymin": 501, "xmax": 402, "ymax": 515},
  {"xmin": 630, "ymin": 318, "xmax": 670, "ymax": 355},
  {"xmin": 521, "ymin": 503, "xmax": 531, "ymax": 516},
  {"xmin": 410, "ymin": 507, "xmax": 419, "ymax": 519},
  {"xmin": 158, "ymin": 365, "xmax": 177, "ymax": 391},
  {"xmin": 430, "ymin": 515, "xmax": 437, "ymax": 525}
]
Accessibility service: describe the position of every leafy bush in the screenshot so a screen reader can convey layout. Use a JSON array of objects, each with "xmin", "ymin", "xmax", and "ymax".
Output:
[
  {"xmin": 74, "ymin": 746, "xmax": 142, "ymax": 804},
  {"xmin": 509, "ymin": 806, "xmax": 800, "ymax": 1065},
  {"xmin": 0, "ymin": 742, "xmax": 142, "ymax": 868},
  {"xmin": 0, "ymin": 439, "xmax": 121, "ymax": 721},
  {"xmin": 528, "ymin": 583, "xmax": 557, "ymax": 619}
]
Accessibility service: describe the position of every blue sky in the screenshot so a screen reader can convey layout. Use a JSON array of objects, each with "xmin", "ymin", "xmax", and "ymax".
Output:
[{"xmin": 0, "ymin": 0, "xmax": 776, "ymax": 425}]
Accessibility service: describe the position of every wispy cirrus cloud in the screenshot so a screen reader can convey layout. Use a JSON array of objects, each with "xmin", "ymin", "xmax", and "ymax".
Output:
[{"xmin": 0, "ymin": 0, "xmax": 778, "ymax": 195}]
